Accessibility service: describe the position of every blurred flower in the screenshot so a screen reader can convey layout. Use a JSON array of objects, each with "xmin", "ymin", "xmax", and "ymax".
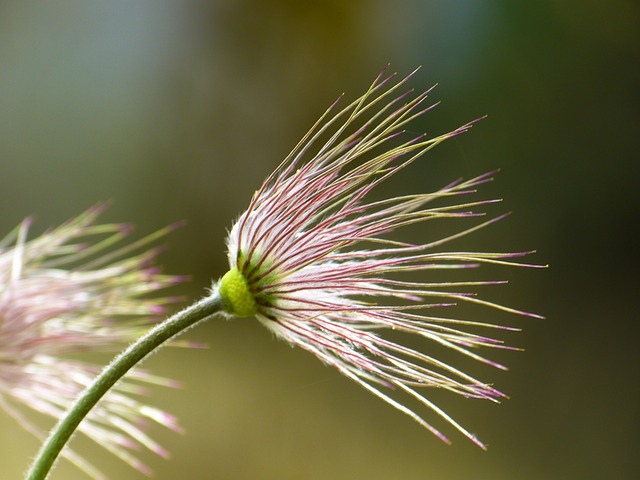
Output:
[
  {"xmin": 216, "ymin": 68, "xmax": 543, "ymax": 448},
  {"xmin": 0, "ymin": 207, "xmax": 186, "ymax": 478}
]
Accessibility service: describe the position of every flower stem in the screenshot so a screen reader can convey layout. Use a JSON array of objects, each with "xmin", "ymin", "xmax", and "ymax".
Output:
[{"xmin": 26, "ymin": 291, "xmax": 224, "ymax": 480}]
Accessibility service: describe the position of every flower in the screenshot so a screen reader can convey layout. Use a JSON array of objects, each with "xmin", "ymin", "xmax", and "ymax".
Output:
[
  {"xmin": 0, "ymin": 207, "xmax": 186, "ymax": 478},
  {"xmin": 216, "ymin": 67, "xmax": 543, "ymax": 448}
]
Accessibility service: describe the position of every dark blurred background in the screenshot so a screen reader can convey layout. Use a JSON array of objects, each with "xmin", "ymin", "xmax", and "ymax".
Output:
[{"xmin": 1, "ymin": 1, "xmax": 638, "ymax": 479}]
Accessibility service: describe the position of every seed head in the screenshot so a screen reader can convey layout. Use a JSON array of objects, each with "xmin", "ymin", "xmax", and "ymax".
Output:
[
  {"xmin": 0, "ymin": 206, "xmax": 187, "ymax": 478},
  {"xmin": 216, "ymin": 67, "xmax": 544, "ymax": 448}
]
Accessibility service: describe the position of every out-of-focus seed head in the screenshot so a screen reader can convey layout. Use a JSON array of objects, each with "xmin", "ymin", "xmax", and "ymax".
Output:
[{"xmin": 0, "ymin": 206, "xmax": 188, "ymax": 478}]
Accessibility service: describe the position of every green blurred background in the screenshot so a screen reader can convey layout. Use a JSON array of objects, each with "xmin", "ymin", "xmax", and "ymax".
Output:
[{"xmin": 1, "ymin": 1, "xmax": 638, "ymax": 479}]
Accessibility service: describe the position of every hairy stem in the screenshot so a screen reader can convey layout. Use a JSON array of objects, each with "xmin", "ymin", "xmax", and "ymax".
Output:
[{"xmin": 26, "ymin": 291, "xmax": 224, "ymax": 480}]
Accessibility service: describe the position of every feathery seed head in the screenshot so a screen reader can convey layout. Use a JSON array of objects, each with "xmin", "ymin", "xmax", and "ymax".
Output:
[
  {"xmin": 0, "ymin": 206, "xmax": 188, "ymax": 478},
  {"xmin": 215, "ymin": 67, "xmax": 544, "ymax": 448}
]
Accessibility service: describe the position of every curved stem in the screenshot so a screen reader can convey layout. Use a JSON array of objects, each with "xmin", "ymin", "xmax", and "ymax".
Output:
[{"xmin": 26, "ymin": 291, "xmax": 224, "ymax": 480}]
